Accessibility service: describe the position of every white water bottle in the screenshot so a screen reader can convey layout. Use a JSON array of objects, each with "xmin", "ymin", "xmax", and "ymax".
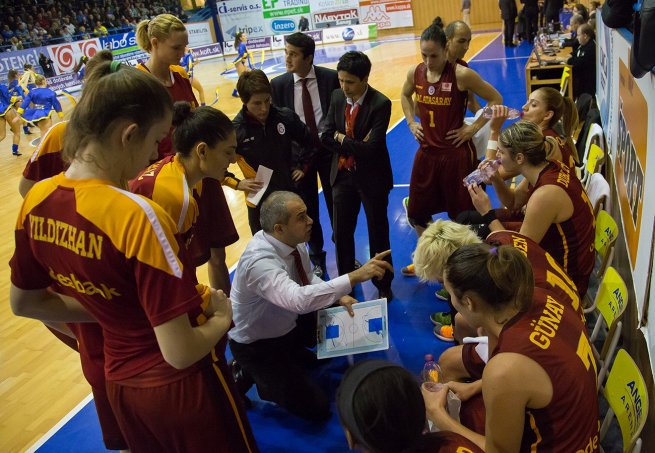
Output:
[
  {"xmin": 463, "ymin": 159, "xmax": 501, "ymax": 186},
  {"xmin": 481, "ymin": 105, "xmax": 523, "ymax": 119}
]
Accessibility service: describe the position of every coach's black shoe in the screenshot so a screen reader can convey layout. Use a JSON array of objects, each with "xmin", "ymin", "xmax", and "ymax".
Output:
[{"xmin": 230, "ymin": 359, "xmax": 254, "ymax": 396}]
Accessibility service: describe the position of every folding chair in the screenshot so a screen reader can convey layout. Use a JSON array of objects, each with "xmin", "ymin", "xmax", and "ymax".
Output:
[
  {"xmin": 600, "ymin": 349, "xmax": 649, "ymax": 453},
  {"xmin": 584, "ymin": 210, "xmax": 618, "ymax": 313},
  {"xmin": 560, "ymin": 66, "xmax": 571, "ymax": 97},
  {"xmin": 588, "ymin": 266, "xmax": 628, "ymax": 385},
  {"xmin": 575, "ymin": 108, "xmax": 601, "ymax": 171},
  {"xmin": 583, "ymin": 143, "xmax": 606, "ymax": 183},
  {"xmin": 586, "ymin": 173, "xmax": 611, "ymax": 216},
  {"xmin": 580, "ymin": 125, "xmax": 605, "ymax": 180}
]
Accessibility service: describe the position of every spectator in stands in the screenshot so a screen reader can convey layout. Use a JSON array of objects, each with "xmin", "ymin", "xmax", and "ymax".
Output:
[
  {"xmin": 78, "ymin": 25, "xmax": 91, "ymax": 40},
  {"xmin": 1, "ymin": 25, "xmax": 13, "ymax": 41},
  {"xmin": 93, "ymin": 21, "xmax": 109, "ymax": 37},
  {"xmin": 60, "ymin": 27, "xmax": 73, "ymax": 43},
  {"xmin": 62, "ymin": 17, "xmax": 76, "ymax": 35},
  {"xmin": 15, "ymin": 23, "xmax": 29, "ymax": 41},
  {"xmin": 10, "ymin": 37, "xmax": 23, "ymax": 51}
]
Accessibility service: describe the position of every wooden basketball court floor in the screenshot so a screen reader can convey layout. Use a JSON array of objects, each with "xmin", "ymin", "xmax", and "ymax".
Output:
[{"xmin": 0, "ymin": 30, "xmax": 534, "ymax": 452}]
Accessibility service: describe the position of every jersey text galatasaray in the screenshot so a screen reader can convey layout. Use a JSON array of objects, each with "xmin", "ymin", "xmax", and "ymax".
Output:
[
  {"xmin": 416, "ymin": 93, "xmax": 453, "ymax": 106},
  {"xmin": 28, "ymin": 214, "xmax": 103, "ymax": 259}
]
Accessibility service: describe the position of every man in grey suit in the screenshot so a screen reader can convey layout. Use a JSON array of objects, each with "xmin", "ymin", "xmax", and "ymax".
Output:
[{"xmin": 271, "ymin": 32, "xmax": 340, "ymax": 279}]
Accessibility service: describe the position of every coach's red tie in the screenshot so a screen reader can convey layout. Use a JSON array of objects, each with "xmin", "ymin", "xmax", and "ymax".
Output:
[
  {"xmin": 301, "ymin": 78, "xmax": 320, "ymax": 147},
  {"xmin": 291, "ymin": 249, "xmax": 310, "ymax": 286},
  {"xmin": 338, "ymin": 102, "xmax": 360, "ymax": 171}
]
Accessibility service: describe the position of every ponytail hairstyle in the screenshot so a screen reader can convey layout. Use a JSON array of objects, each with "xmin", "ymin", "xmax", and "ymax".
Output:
[
  {"xmin": 444, "ymin": 243, "xmax": 534, "ymax": 314},
  {"xmin": 136, "ymin": 13, "xmax": 186, "ymax": 53},
  {"xmin": 234, "ymin": 31, "xmax": 245, "ymax": 50},
  {"xmin": 83, "ymin": 49, "xmax": 113, "ymax": 81},
  {"xmin": 337, "ymin": 360, "xmax": 426, "ymax": 453},
  {"xmin": 172, "ymin": 102, "xmax": 235, "ymax": 157},
  {"xmin": 534, "ymin": 87, "xmax": 579, "ymax": 163},
  {"xmin": 499, "ymin": 120, "xmax": 557, "ymax": 166},
  {"xmin": 420, "ymin": 22, "xmax": 447, "ymax": 48},
  {"xmin": 431, "ymin": 16, "xmax": 444, "ymax": 29},
  {"xmin": 63, "ymin": 62, "xmax": 173, "ymax": 164},
  {"xmin": 34, "ymin": 74, "xmax": 46, "ymax": 86}
]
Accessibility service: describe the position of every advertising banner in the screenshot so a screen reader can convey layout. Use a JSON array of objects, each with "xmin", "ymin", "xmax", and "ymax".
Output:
[
  {"xmin": 615, "ymin": 58, "xmax": 647, "ymax": 269},
  {"xmin": 47, "ymin": 38, "xmax": 102, "ymax": 75},
  {"xmin": 100, "ymin": 32, "xmax": 148, "ymax": 63},
  {"xmin": 263, "ymin": 0, "xmax": 311, "ymax": 35},
  {"xmin": 596, "ymin": 15, "xmax": 613, "ymax": 150},
  {"xmin": 185, "ymin": 21, "xmax": 214, "ymax": 47},
  {"xmin": 321, "ymin": 23, "xmax": 377, "ymax": 44},
  {"xmin": 359, "ymin": 0, "xmax": 413, "ymax": 29},
  {"xmin": 190, "ymin": 42, "xmax": 224, "ymax": 60},
  {"xmin": 223, "ymin": 35, "xmax": 272, "ymax": 56},
  {"xmin": 271, "ymin": 29, "xmax": 323, "ymax": 50},
  {"xmin": 0, "ymin": 47, "xmax": 45, "ymax": 81},
  {"xmin": 217, "ymin": 0, "xmax": 268, "ymax": 39},
  {"xmin": 47, "ymin": 72, "xmax": 82, "ymax": 91},
  {"xmin": 310, "ymin": 0, "xmax": 360, "ymax": 28}
]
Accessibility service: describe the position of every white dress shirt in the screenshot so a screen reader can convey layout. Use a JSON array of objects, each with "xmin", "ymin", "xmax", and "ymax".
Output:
[
  {"xmin": 228, "ymin": 231, "xmax": 352, "ymax": 344},
  {"xmin": 293, "ymin": 66, "xmax": 326, "ymax": 133}
]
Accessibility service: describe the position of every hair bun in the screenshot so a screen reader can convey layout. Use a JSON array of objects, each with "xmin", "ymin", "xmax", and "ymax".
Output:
[{"xmin": 172, "ymin": 101, "xmax": 193, "ymax": 127}]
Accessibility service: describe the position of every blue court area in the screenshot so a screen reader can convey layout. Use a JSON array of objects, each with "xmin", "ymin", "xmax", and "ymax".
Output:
[{"xmin": 36, "ymin": 34, "xmax": 529, "ymax": 453}]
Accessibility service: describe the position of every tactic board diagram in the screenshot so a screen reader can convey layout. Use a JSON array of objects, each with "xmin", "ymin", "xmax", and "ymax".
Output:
[{"xmin": 316, "ymin": 299, "xmax": 389, "ymax": 359}]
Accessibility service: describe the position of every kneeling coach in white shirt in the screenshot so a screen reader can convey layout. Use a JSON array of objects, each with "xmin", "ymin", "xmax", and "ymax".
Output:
[{"xmin": 228, "ymin": 190, "xmax": 392, "ymax": 421}]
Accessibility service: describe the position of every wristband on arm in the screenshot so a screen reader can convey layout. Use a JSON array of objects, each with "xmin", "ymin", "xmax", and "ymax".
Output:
[{"xmin": 482, "ymin": 209, "xmax": 497, "ymax": 225}]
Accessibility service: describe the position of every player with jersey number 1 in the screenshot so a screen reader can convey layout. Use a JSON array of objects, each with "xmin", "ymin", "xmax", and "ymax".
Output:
[{"xmin": 400, "ymin": 21, "xmax": 501, "ymax": 277}]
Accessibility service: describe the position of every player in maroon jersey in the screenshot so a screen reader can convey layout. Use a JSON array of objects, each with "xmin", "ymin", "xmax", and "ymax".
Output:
[
  {"xmin": 400, "ymin": 21, "xmax": 501, "ymax": 276},
  {"xmin": 9, "ymin": 62, "xmax": 257, "ymax": 453},
  {"xmin": 468, "ymin": 116, "xmax": 595, "ymax": 296},
  {"xmin": 423, "ymin": 244, "xmax": 599, "ymax": 452},
  {"xmin": 136, "ymin": 14, "xmax": 241, "ymax": 295}
]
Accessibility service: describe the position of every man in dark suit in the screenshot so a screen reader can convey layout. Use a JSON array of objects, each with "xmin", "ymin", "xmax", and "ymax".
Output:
[
  {"xmin": 499, "ymin": 0, "xmax": 518, "ymax": 46},
  {"xmin": 566, "ymin": 23, "xmax": 596, "ymax": 99},
  {"xmin": 322, "ymin": 51, "xmax": 394, "ymax": 300},
  {"xmin": 298, "ymin": 16, "xmax": 309, "ymax": 31},
  {"xmin": 271, "ymin": 32, "xmax": 340, "ymax": 279}
]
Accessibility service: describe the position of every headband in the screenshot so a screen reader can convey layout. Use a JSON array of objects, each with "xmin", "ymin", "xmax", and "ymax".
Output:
[{"xmin": 336, "ymin": 359, "xmax": 400, "ymax": 451}]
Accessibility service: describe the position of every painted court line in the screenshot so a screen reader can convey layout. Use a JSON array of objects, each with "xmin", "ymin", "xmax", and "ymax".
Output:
[{"xmin": 28, "ymin": 393, "xmax": 94, "ymax": 452}]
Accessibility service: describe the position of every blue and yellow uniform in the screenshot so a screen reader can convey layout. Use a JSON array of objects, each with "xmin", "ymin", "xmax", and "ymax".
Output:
[
  {"xmin": 234, "ymin": 42, "xmax": 253, "ymax": 69},
  {"xmin": 180, "ymin": 49, "xmax": 195, "ymax": 79},
  {"xmin": 17, "ymin": 87, "xmax": 63, "ymax": 124},
  {"xmin": 8, "ymin": 79, "xmax": 25, "ymax": 107},
  {"xmin": 0, "ymin": 83, "xmax": 13, "ymax": 116}
]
